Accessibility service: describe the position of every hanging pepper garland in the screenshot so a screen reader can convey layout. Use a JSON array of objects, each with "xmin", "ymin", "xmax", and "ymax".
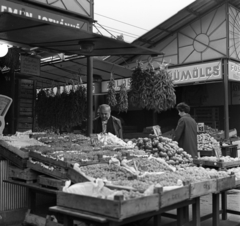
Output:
[
  {"xmin": 130, "ymin": 61, "xmax": 176, "ymax": 113},
  {"xmin": 117, "ymin": 82, "xmax": 128, "ymax": 112},
  {"xmin": 107, "ymin": 73, "xmax": 117, "ymax": 107},
  {"xmin": 36, "ymin": 79, "xmax": 87, "ymax": 131}
]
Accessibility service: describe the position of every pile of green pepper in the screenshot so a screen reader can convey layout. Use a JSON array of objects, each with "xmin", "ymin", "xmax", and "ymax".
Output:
[{"xmin": 107, "ymin": 73, "xmax": 117, "ymax": 107}]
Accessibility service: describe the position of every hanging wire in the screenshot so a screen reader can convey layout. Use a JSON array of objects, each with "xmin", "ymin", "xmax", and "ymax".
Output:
[{"xmin": 95, "ymin": 22, "xmax": 117, "ymax": 39}]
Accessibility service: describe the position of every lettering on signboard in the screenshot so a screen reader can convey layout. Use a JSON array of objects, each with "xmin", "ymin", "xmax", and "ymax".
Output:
[
  {"xmin": 0, "ymin": 0, "xmax": 87, "ymax": 29},
  {"xmin": 168, "ymin": 62, "xmax": 221, "ymax": 85}
]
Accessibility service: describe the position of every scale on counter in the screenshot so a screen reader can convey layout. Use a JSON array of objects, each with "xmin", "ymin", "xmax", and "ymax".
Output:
[{"xmin": 0, "ymin": 95, "xmax": 12, "ymax": 135}]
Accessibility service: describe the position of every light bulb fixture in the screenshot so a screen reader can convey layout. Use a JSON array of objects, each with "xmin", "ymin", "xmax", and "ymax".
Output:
[
  {"xmin": 78, "ymin": 41, "xmax": 94, "ymax": 53},
  {"xmin": 0, "ymin": 44, "xmax": 8, "ymax": 57}
]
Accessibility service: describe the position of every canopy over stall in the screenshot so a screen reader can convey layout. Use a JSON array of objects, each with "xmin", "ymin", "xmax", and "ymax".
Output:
[{"xmin": 0, "ymin": 8, "xmax": 163, "ymax": 135}]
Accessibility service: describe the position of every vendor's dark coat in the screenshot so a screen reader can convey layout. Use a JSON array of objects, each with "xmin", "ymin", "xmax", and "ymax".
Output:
[
  {"xmin": 173, "ymin": 114, "xmax": 197, "ymax": 158},
  {"xmin": 93, "ymin": 116, "xmax": 123, "ymax": 139}
]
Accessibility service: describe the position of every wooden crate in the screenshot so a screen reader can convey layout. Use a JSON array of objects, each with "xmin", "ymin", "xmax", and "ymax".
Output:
[
  {"xmin": 0, "ymin": 141, "xmax": 29, "ymax": 159},
  {"xmin": 193, "ymin": 159, "xmax": 240, "ymax": 169},
  {"xmin": 29, "ymin": 151, "xmax": 70, "ymax": 169},
  {"xmin": 160, "ymin": 186, "xmax": 190, "ymax": 208},
  {"xmin": 38, "ymin": 175, "xmax": 67, "ymax": 191},
  {"xmin": 57, "ymin": 192, "xmax": 160, "ymax": 220},
  {"xmin": 66, "ymin": 166, "xmax": 90, "ymax": 183},
  {"xmin": 0, "ymin": 145, "xmax": 27, "ymax": 168},
  {"xmin": 9, "ymin": 165, "xmax": 38, "ymax": 181},
  {"xmin": 190, "ymin": 180, "xmax": 217, "ymax": 198},
  {"xmin": 216, "ymin": 176, "xmax": 236, "ymax": 192},
  {"xmin": 27, "ymin": 161, "xmax": 68, "ymax": 180}
]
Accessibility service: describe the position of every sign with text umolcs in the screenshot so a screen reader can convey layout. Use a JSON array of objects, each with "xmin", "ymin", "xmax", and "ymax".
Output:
[{"xmin": 168, "ymin": 61, "xmax": 222, "ymax": 85}]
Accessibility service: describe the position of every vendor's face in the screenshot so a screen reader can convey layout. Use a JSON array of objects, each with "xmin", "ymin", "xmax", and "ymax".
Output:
[
  {"xmin": 178, "ymin": 111, "xmax": 184, "ymax": 117},
  {"xmin": 100, "ymin": 108, "xmax": 111, "ymax": 121}
]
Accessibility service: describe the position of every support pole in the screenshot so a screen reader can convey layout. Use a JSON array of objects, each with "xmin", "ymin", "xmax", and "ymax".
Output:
[
  {"xmin": 223, "ymin": 59, "xmax": 229, "ymax": 139},
  {"xmin": 87, "ymin": 56, "xmax": 93, "ymax": 136},
  {"xmin": 10, "ymin": 70, "xmax": 15, "ymax": 134}
]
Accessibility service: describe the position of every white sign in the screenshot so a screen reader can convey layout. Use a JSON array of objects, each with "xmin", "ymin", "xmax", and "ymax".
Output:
[
  {"xmin": 232, "ymin": 83, "xmax": 240, "ymax": 105},
  {"xmin": 101, "ymin": 78, "xmax": 130, "ymax": 93},
  {"xmin": 228, "ymin": 61, "xmax": 240, "ymax": 81},
  {"xmin": 168, "ymin": 61, "xmax": 222, "ymax": 85},
  {"xmin": 21, "ymin": 56, "xmax": 40, "ymax": 76}
]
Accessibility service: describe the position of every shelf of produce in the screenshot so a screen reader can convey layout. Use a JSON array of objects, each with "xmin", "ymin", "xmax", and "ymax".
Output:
[
  {"xmin": 56, "ymin": 192, "xmax": 160, "ymax": 220},
  {"xmin": 27, "ymin": 160, "xmax": 68, "ymax": 180},
  {"xmin": 190, "ymin": 180, "xmax": 217, "ymax": 198},
  {"xmin": 0, "ymin": 145, "xmax": 27, "ymax": 169},
  {"xmin": 193, "ymin": 159, "xmax": 240, "ymax": 168},
  {"xmin": 216, "ymin": 176, "xmax": 236, "ymax": 192},
  {"xmin": 160, "ymin": 186, "xmax": 190, "ymax": 208},
  {"xmin": 29, "ymin": 151, "xmax": 70, "ymax": 169}
]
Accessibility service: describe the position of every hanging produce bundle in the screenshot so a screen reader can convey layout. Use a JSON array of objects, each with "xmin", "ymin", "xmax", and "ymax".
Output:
[
  {"xmin": 117, "ymin": 82, "xmax": 128, "ymax": 112},
  {"xmin": 130, "ymin": 61, "xmax": 176, "ymax": 112},
  {"xmin": 36, "ymin": 79, "xmax": 87, "ymax": 131},
  {"xmin": 107, "ymin": 73, "xmax": 117, "ymax": 107}
]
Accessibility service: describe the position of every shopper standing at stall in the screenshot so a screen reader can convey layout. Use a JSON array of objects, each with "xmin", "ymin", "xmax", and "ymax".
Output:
[
  {"xmin": 173, "ymin": 102, "xmax": 197, "ymax": 158},
  {"xmin": 93, "ymin": 104, "xmax": 123, "ymax": 139}
]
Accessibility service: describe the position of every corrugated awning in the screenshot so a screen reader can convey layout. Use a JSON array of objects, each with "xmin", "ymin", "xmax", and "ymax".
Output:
[{"xmin": 0, "ymin": 12, "xmax": 163, "ymax": 57}]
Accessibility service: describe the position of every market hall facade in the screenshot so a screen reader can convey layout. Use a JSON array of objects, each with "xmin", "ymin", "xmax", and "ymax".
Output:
[{"xmin": 106, "ymin": 1, "xmax": 240, "ymax": 139}]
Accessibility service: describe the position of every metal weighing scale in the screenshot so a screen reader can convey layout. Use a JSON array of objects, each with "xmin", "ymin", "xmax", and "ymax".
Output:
[{"xmin": 0, "ymin": 95, "xmax": 12, "ymax": 135}]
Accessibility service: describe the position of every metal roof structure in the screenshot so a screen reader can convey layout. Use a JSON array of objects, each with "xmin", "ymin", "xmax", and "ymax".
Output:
[
  {"xmin": 20, "ymin": 56, "xmax": 132, "ymax": 88},
  {"xmin": 106, "ymin": 0, "xmax": 240, "ymax": 65}
]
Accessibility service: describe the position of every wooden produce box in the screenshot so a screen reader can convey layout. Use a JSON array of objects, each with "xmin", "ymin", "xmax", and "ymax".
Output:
[
  {"xmin": 38, "ymin": 175, "xmax": 67, "ymax": 191},
  {"xmin": 27, "ymin": 160, "xmax": 68, "ymax": 180},
  {"xmin": 160, "ymin": 186, "xmax": 190, "ymax": 208},
  {"xmin": 193, "ymin": 159, "xmax": 240, "ymax": 168},
  {"xmin": 0, "ymin": 141, "xmax": 29, "ymax": 159},
  {"xmin": 190, "ymin": 180, "xmax": 217, "ymax": 198},
  {"xmin": 66, "ymin": 166, "xmax": 90, "ymax": 183},
  {"xmin": 9, "ymin": 165, "xmax": 38, "ymax": 181},
  {"xmin": 235, "ymin": 179, "xmax": 240, "ymax": 187},
  {"xmin": 57, "ymin": 192, "xmax": 160, "ymax": 220},
  {"xmin": 216, "ymin": 176, "xmax": 236, "ymax": 192},
  {"xmin": 0, "ymin": 145, "xmax": 27, "ymax": 169},
  {"xmin": 29, "ymin": 151, "xmax": 70, "ymax": 169}
]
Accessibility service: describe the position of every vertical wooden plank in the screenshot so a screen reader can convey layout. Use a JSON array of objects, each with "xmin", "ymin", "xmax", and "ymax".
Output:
[
  {"xmin": 10, "ymin": 71, "xmax": 15, "ymax": 134},
  {"xmin": 63, "ymin": 216, "xmax": 73, "ymax": 226},
  {"xmin": 221, "ymin": 191, "xmax": 227, "ymax": 220},
  {"xmin": 32, "ymin": 80, "xmax": 36, "ymax": 132},
  {"xmin": 212, "ymin": 193, "xmax": 220, "ymax": 226},
  {"xmin": 192, "ymin": 197, "xmax": 200, "ymax": 226},
  {"xmin": 177, "ymin": 208, "xmax": 184, "ymax": 226},
  {"xmin": 153, "ymin": 214, "xmax": 161, "ymax": 226}
]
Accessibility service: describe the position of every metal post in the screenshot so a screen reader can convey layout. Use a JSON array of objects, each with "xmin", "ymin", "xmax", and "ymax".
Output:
[
  {"xmin": 223, "ymin": 59, "xmax": 229, "ymax": 139},
  {"xmin": 87, "ymin": 56, "xmax": 93, "ymax": 136},
  {"xmin": 10, "ymin": 70, "xmax": 15, "ymax": 134}
]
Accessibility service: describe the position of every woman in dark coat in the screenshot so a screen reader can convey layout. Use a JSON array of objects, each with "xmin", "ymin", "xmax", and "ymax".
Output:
[{"xmin": 173, "ymin": 102, "xmax": 198, "ymax": 158}]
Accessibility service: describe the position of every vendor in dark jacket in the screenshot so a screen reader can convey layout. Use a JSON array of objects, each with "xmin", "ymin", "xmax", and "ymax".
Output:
[
  {"xmin": 173, "ymin": 102, "xmax": 197, "ymax": 158},
  {"xmin": 93, "ymin": 104, "xmax": 123, "ymax": 139}
]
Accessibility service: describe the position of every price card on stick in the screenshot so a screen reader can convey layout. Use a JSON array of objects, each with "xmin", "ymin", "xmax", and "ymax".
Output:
[
  {"xmin": 0, "ymin": 95, "xmax": 12, "ymax": 135},
  {"xmin": 213, "ymin": 144, "xmax": 222, "ymax": 160}
]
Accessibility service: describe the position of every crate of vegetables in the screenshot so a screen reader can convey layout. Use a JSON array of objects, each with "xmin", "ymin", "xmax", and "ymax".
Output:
[
  {"xmin": 57, "ymin": 190, "xmax": 160, "ymax": 220},
  {"xmin": 216, "ymin": 175, "xmax": 235, "ymax": 192},
  {"xmin": 160, "ymin": 186, "xmax": 190, "ymax": 208},
  {"xmin": 190, "ymin": 179, "xmax": 217, "ymax": 198}
]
